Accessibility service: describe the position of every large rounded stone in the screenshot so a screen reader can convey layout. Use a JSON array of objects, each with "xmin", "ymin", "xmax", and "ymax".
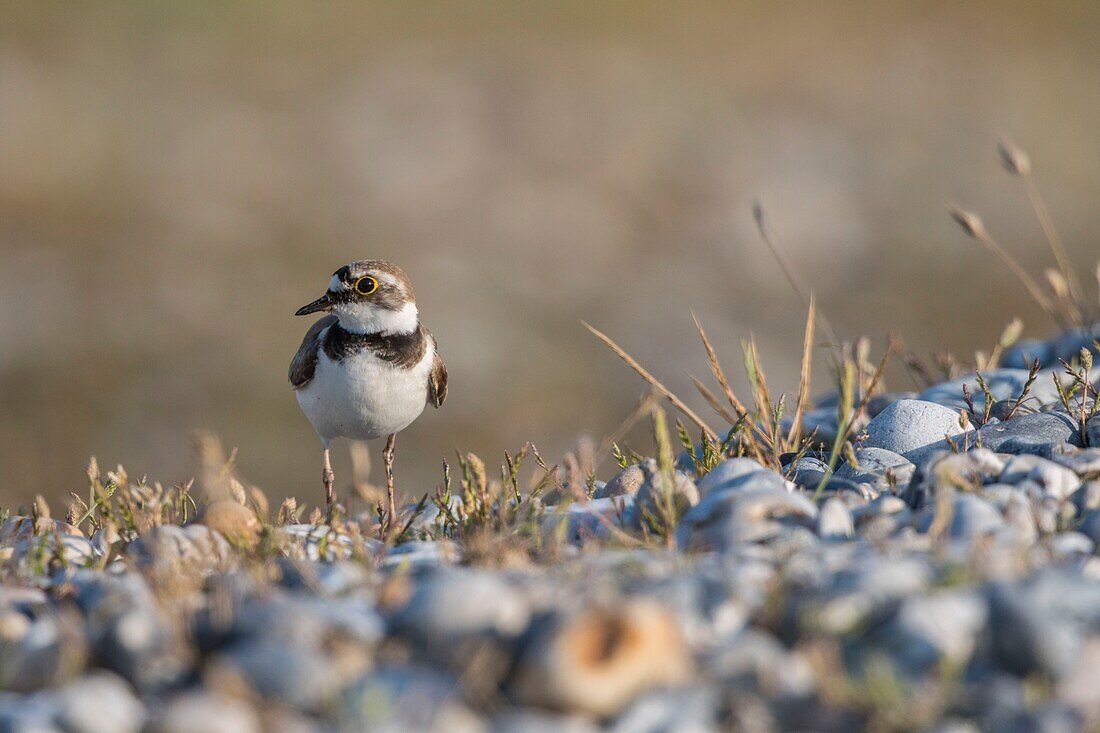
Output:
[{"xmin": 863, "ymin": 399, "xmax": 970, "ymax": 463}]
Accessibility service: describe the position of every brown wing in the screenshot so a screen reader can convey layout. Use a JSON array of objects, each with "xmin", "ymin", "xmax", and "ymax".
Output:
[
  {"xmin": 428, "ymin": 341, "xmax": 448, "ymax": 408},
  {"xmin": 289, "ymin": 315, "xmax": 337, "ymax": 389}
]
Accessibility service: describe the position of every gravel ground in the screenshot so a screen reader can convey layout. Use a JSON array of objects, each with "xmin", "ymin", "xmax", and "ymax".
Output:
[{"xmin": 2, "ymin": 325, "xmax": 1100, "ymax": 733}]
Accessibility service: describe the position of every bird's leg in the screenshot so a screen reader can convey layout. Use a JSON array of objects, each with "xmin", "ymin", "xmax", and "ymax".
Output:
[
  {"xmin": 383, "ymin": 433, "xmax": 397, "ymax": 538},
  {"xmin": 322, "ymin": 447, "xmax": 335, "ymax": 521}
]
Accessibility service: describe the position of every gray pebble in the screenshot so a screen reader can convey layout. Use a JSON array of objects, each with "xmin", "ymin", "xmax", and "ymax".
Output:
[
  {"xmin": 392, "ymin": 568, "xmax": 530, "ymax": 657},
  {"xmin": 877, "ymin": 590, "xmax": 988, "ymax": 672},
  {"xmin": 836, "ymin": 447, "xmax": 914, "ymax": 491},
  {"xmin": 632, "ymin": 460, "xmax": 700, "ymax": 531},
  {"xmin": 342, "ymin": 666, "xmax": 485, "ymax": 733},
  {"xmin": 55, "ymin": 671, "xmax": 144, "ymax": 733},
  {"xmin": 863, "ymin": 399, "xmax": 970, "ymax": 463},
  {"xmin": 1048, "ymin": 532, "xmax": 1094, "ymax": 559},
  {"xmin": 609, "ymin": 687, "xmax": 719, "ymax": 733},
  {"xmin": 1077, "ymin": 510, "xmax": 1100, "ymax": 547},
  {"xmin": 212, "ymin": 641, "xmax": 342, "ymax": 713},
  {"xmin": 382, "ymin": 540, "xmax": 460, "ymax": 568},
  {"xmin": 913, "ymin": 494, "xmax": 1003, "ymax": 539},
  {"xmin": 677, "ymin": 485, "xmax": 817, "ymax": 552},
  {"xmin": 816, "ymin": 498, "xmax": 854, "ymax": 541},
  {"xmin": 1087, "ymin": 415, "xmax": 1100, "ymax": 449},
  {"xmin": 1000, "ymin": 456, "xmax": 1081, "ymax": 499},
  {"xmin": 1000, "ymin": 338, "xmax": 1055, "ymax": 369},
  {"xmin": 147, "ymin": 692, "xmax": 260, "ymax": 733},
  {"xmin": 988, "ymin": 570, "xmax": 1100, "ymax": 678},
  {"xmin": 696, "ymin": 458, "xmax": 772, "ymax": 496},
  {"xmin": 490, "ymin": 710, "xmax": 599, "ymax": 733},
  {"xmin": 597, "ymin": 464, "xmax": 645, "ymax": 499},
  {"xmin": 978, "ymin": 412, "xmax": 1080, "ymax": 457},
  {"xmin": 919, "ymin": 369, "xmax": 1061, "ymax": 411}
]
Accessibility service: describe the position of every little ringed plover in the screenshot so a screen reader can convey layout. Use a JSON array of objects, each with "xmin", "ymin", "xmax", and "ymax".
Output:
[{"xmin": 289, "ymin": 259, "xmax": 447, "ymax": 523}]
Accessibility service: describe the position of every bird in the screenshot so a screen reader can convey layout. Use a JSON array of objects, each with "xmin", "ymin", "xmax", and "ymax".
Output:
[{"xmin": 289, "ymin": 259, "xmax": 447, "ymax": 526}]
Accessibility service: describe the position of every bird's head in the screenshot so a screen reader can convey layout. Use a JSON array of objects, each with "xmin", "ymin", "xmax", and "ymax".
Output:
[{"xmin": 295, "ymin": 260, "xmax": 418, "ymax": 334}]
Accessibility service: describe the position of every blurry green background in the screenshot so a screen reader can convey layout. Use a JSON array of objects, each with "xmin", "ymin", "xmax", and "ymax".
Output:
[{"xmin": 3, "ymin": 1, "xmax": 1100, "ymax": 508}]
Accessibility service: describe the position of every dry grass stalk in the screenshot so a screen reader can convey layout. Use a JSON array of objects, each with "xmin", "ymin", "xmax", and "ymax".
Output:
[
  {"xmin": 999, "ymin": 139, "xmax": 1085, "ymax": 308},
  {"xmin": 946, "ymin": 204, "xmax": 1058, "ymax": 320},
  {"xmin": 752, "ymin": 201, "xmax": 841, "ymax": 347},
  {"xmin": 1045, "ymin": 269, "xmax": 1083, "ymax": 325},
  {"xmin": 583, "ymin": 322, "xmax": 717, "ymax": 441},
  {"xmin": 743, "ymin": 336, "xmax": 775, "ymax": 437},
  {"xmin": 691, "ymin": 313, "xmax": 753, "ymax": 422},
  {"xmin": 786, "ymin": 296, "xmax": 816, "ymax": 446},
  {"xmin": 813, "ymin": 338, "xmax": 895, "ymax": 499},
  {"xmin": 689, "ymin": 314, "xmax": 776, "ymax": 465},
  {"xmin": 594, "ymin": 391, "xmax": 663, "ymax": 469},
  {"xmin": 690, "ymin": 376, "xmax": 738, "ymax": 426}
]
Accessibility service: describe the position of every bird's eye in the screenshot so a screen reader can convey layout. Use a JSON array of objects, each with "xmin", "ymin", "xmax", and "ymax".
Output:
[{"xmin": 354, "ymin": 276, "xmax": 378, "ymax": 295}]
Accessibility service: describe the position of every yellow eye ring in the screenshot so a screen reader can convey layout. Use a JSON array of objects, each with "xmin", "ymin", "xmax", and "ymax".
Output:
[{"xmin": 354, "ymin": 276, "xmax": 378, "ymax": 295}]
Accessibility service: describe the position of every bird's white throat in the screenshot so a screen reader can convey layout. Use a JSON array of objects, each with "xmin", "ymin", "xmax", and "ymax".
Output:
[{"xmin": 333, "ymin": 300, "xmax": 419, "ymax": 335}]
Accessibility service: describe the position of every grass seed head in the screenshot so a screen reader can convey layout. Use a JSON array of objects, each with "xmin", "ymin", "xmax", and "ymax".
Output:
[
  {"xmin": 946, "ymin": 205, "xmax": 988, "ymax": 240},
  {"xmin": 997, "ymin": 139, "xmax": 1031, "ymax": 176}
]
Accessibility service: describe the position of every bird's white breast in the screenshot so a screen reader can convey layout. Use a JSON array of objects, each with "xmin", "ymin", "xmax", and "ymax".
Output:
[{"xmin": 296, "ymin": 330, "xmax": 433, "ymax": 445}]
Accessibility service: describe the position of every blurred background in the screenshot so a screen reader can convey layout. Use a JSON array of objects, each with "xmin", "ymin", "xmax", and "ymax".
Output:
[{"xmin": 3, "ymin": 0, "xmax": 1100, "ymax": 508}]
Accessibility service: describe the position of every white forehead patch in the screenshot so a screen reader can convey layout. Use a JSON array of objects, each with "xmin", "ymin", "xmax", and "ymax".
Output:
[{"xmin": 328, "ymin": 273, "xmax": 349, "ymax": 292}]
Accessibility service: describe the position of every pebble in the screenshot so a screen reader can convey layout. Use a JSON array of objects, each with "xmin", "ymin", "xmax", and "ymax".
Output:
[
  {"xmin": 877, "ymin": 591, "xmax": 988, "ymax": 672},
  {"xmin": 1053, "ymin": 448, "xmax": 1100, "ymax": 477},
  {"xmin": 342, "ymin": 665, "xmax": 486, "ymax": 733},
  {"xmin": 1048, "ymin": 532, "xmax": 1094, "ymax": 560},
  {"xmin": 631, "ymin": 460, "xmax": 700, "ymax": 531},
  {"xmin": 597, "ymin": 464, "xmax": 646, "ymax": 499},
  {"xmin": 677, "ymin": 485, "xmax": 817, "ymax": 552},
  {"xmin": 9, "ymin": 534, "xmax": 95, "ymax": 570},
  {"xmin": 836, "ymin": 447, "xmax": 914, "ymax": 491},
  {"xmin": 697, "ymin": 458, "xmax": 775, "ymax": 496},
  {"xmin": 1056, "ymin": 637, "xmax": 1100, "ymax": 722},
  {"xmin": 1076, "ymin": 510, "xmax": 1100, "ymax": 546},
  {"xmin": 913, "ymin": 494, "xmax": 1004, "ymax": 539},
  {"xmin": 816, "ymin": 498, "xmax": 854, "ymax": 541},
  {"xmin": 211, "ymin": 641, "xmax": 342, "ymax": 713},
  {"xmin": 862, "ymin": 399, "xmax": 971, "ymax": 463},
  {"xmin": 788, "ymin": 456, "xmax": 829, "ymax": 491},
  {"xmin": 55, "ymin": 671, "xmax": 144, "ymax": 733},
  {"xmin": 918, "ymin": 369, "xmax": 1062, "ymax": 411},
  {"xmin": 381, "ymin": 539, "xmax": 460, "ymax": 568},
  {"xmin": 544, "ymin": 497, "xmax": 632, "ymax": 544},
  {"xmin": 0, "ymin": 610, "xmax": 86, "ymax": 692},
  {"xmin": 147, "ymin": 692, "xmax": 261, "ymax": 733},
  {"xmin": 490, "ymin": 710, "xmax": 599, "ymax": 733},
  {"xmin": 391, "ymin": 568, "xmax": 530, "ymax": 669},
  {"xmin": 609, "ymin": 688, "xmax": 719, "ymax": 733},
  {"xmin": 0, "ymin": 518, "xmax": 83, "ymax": 546},
  {"xmin": 987, "ymin": 569, "xmax": 1100, "ymax": 678},
  {"xmin": 1000, "ymin": 338, "xmax": 1056, "ymax": 369},
  {"xmin": 127, "ymin": 525, "xmax": 233, "ymax": 570},
  {"xmin": 1000, "ymin": 456, "xmax": 1081, "ymax": 499},
  {"xmin": 978, "ymin": 412, "xmax": 1080, "ymax": 457},
  {"xmin": 1087, "ymin": 415, "xmax": 1100, "ymax": 449}
]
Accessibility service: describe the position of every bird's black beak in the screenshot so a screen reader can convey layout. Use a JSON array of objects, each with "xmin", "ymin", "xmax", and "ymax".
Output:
[{"xmin": 295, "ymin": 293, "xmax": 332, "ymax": 316}]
